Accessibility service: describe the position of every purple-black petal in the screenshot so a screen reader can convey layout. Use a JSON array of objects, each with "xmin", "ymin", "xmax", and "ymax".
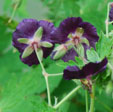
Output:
[
  {"xmin": 51, "ymin": 17, "xmax": 99, "ymax": 45},
  {"xmin": 51, "ymin": 17, "xmax": 83, "ymax": 43},
  {"xmin": 109, "ymin": 7, "xmax": 113, "ymax": 21},
  {"xmin": 62, "ymin": 48, "xmax": 78, "ymax": 62},
  {"xmin": 79, "ymin": 22, "xmax": 99, "ymax": 47},
  {"xmin": 13, "ymin": 19, "xmax": 55, "ymax": 66},
  {"xmin": 51, "ymin": 17, "xmax": 99, "ymax": 62},
  {"xmin": 63, "ymin": 58, "xmax": 108, "ymax": 80}
]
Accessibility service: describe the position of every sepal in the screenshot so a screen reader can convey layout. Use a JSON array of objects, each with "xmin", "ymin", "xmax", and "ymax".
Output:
[
  {"xmin": 22, "ymin": 46, "xmax": 33, "ymax": 58},
  {"xmin": 41, "ymin": 41, "xmax": 53, "ymax": 48},
  {"xmin": 33, "ymin": 27, "xmax": 43, "ymax": 40},
  {"xmin": 17, "ymin": 38, "xmax": 29, "ymax": 44}
]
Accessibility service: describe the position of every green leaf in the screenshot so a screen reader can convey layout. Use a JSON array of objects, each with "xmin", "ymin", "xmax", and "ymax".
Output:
[
  {"xmin": 86, "ymin": 48, "xmax": 100, "ymax": 62},
  {"xmin": 34, "ymin": 27, "xmax": 43, "ymax": 40},
  {"xmin": 17, "ymin": 38, "xmax": 29, "ymax": 44},
  {"xmin": 75, "ymin": 56, "xmax": 85, "ymax": 68},
  {"xmin": 41, "ymin": 41, "xmax": 53, "ymax": 48},
  {"xmin": 56, "ymin": 56, "xmax": 84, "ymax": 69},
  {"xmin": 96, "ymin": 32, "xmax": 113, "ymax": 59},
  {"xmin": 22, "ymin": 46, "xmax": 34, "ymax": 58}
]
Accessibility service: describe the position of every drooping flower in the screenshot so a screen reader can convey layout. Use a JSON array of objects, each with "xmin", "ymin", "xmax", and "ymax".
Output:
[
  {"xmin": 51, "ymin": 17, "xmax": 99, "ymax": 61},
  {"xmin": 63, "ymin": 58, "xmax": 108, "ymax": 80},
  {"xmin": 13, "ymin": 19, "xmax": 55, "ymax": 66},
  {"xmin": 109, "ymin": 6, "xmax": 113, "ymax": 22}
]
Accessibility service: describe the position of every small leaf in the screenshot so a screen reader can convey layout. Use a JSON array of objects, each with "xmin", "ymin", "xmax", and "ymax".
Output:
[
  {"xmin": 17, "ymin": 38, "xmax": 29, "ymax": 44},
  {"xmin": 86, "ymin": 48, "xmax": 100, "ymax": 62},
  {"xmin": 34, "ymin": 27, "xmax": 43, "ymax": 40},
  {"xmin": 81, "ymin": 38, "xmax": 89, "ymax": 46},
  {"xmin": 22, "ymin": 46, "xmax": 33, "ymax": 58},
  {"xmin": 41, "ymin": 41, "xmax": 53, "ymax": 48},
  {"xmin": 96, "ymin": 32, "xmax": 113, "ymax": 59},
  {"xmin": 75, "ymin": 56, "xmax": 85, "ymax": 68},
  {"xmin": 37, "ymin": 49, "xmax": 43, "ymax": 61}
]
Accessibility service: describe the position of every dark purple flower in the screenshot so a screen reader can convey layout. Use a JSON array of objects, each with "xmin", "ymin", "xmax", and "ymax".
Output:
[
  {"xmin": 51, "ymin": 17, "xmax": 99, "ymax": 61},
  {"xmin": 63, "ymin": 58, "xmax": 108, "ymax": 80},
  {"xmin": 109, "ymin": 7, "xmax": 113, "ymax": 22},
  {"xmin": 13, "ymin": 19, "xmax": 55, "ymax": 66}
]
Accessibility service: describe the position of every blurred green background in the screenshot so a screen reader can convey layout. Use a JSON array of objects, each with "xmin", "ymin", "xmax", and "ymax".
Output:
[{"xmin": 0, "ymin": 0, "xmax": 113, "ymax": 112}]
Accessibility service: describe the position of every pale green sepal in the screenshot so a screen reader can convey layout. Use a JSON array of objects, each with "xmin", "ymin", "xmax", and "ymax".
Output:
[
  {"xmin": 34, "ymin": 27, "xmax": 43, "ymax": 40},
  {"xmin": 68, "ymin": 33, "xmax": 72, "ymax": 38},
  {"xmin": 53, "ymin": 50, "xmax": 67, "ymax": 60},
  {"xmin": 37, "ymin": 48, "xmax": 43, "ymax": 61},
  {"xmin": 76, "ymin": 44, "xmax": 85, "ymax": 58},
  {"xmin": 41, "ymin": 41, "xmax": 53, "ymax": 48},
  {"xmin": 22, "ymin": 46, "xmax": 34, "ymax": 58},
  {"xmin": 81, "ymin": 38, "xmax": 89, "ymax": 46},
  {"xmin": 17, "ymin": 38, "xmax": 29, "ymax": 44}
]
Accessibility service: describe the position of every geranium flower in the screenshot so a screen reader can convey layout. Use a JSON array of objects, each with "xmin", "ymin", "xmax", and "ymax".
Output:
[
  {"xmin": 109, "ymin": 6, "xmax": 113, "ymax": 22},
  {"xmin": 13, "ymin": 19, "xmax": 55, "ymax": 66},
  {"xmin": 51, "ymin": 17, "xmax": 99, "ymax": 61},
  {"xmin": 63, "ymin": 58, "xmax": 108, "ymax": 80}
]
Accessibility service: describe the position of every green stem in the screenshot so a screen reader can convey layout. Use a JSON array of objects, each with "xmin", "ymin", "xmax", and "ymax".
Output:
[
  {"xmin": 85, "ymin": 90, "xmax": 89, "ymax": 112},
  {"xmin": 8, "ymin": 3, "xmax": 18, "ymax": 23},
  {"xmin": 34, "ymin": 46, "xmax": 45, "ymax": 72},
  {"xmin": 106, "ymin": 3, "xmax": 110, "ymax": 38},
  {"xmin": 34, "ymin": 45, "xmax": 51, "ymax": 106},
  {"xmin": 109, "ymin": 21, "xmax": 113, "ymax": 24},
  {"xmin": 89, "ymin": 84, "xmax": 95, "ymax": 112},
  {"xmin": 48, "ymin": 73, "xmax": 63, "ymax": 77},
  {"xmin": 54, "ymin": 85, "xmax": 81, "ymax": 109},
  {"xmin": 44, "ymin": 76, "xmax": 52, "ymax": 106}
]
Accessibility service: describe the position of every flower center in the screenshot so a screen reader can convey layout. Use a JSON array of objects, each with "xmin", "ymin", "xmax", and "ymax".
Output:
[
  {"xmin": 72, "ymin": 36, "xmax": 80, "ymax": 46},
  {"xmin": 31, "ymin": 41, "xmax": 39, "ymax": 49},
  {"xmin": 70, "ymin": 27, "xmax": 84, "ymax": 46}
]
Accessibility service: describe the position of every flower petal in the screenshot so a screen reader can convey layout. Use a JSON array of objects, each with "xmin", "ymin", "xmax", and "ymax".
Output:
[
  {"xmin": 51, "ymin": 17, "xmax": 83, "ymax": 43},
  {"xmin": 63, "ymin": 58, "xmax": 108, "ymax": 80},
  {"xmin": 109, "ymin": 7, "xmax": 113, "ymax": 21},
  {"xmin": 79, "ymin": 22, "xmax": 99, "ymax": 47}
]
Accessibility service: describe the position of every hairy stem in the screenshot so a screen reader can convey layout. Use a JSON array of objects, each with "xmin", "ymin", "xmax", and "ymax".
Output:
[
  {"xmin": 8, "ymin": 3, "xmax": 18, "ymax": 23},
  {"xmin": 34, "ymin": 45, "xmax": 51, "ymax": 106},
  {"xmin": 89, "ymin": 84, "xmax": 95, "ymax": 112},
  {"xmin": 54, "ymin": 85, "xmax": 81, "ymax": 109},
  {"xmin": 85, "ymin": 90, "xmax": 89, "ymax": 112},
  {"xmin": 44, "ymin": 76, "xmax": 51, "ymax": 106},
  {"xmin": 106, "ymin": 3, "xmax": 110, "ymax": 38},
  {"xmin": 48, "ymin": 73, "xmax": 63, "ymax": 77}
]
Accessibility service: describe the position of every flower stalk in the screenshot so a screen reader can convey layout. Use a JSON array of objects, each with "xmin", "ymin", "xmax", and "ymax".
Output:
[
  {"xmin": 85, "ymin": 90, "xmax": 89, "ymax": 112},
  {"xmin": 34, "ymin": 45, "xmax": 52, "ymax": 106},
  {"xmin": 106, "ymin": 3, "xmax": 110, "ymax": 38},
  {"xmin": 89, "ymin": 84, "xmax": 95, "ymax": 112},
  {"xmin": 53, "ymin": 85, "xmax": 81, "ymax": 109}
]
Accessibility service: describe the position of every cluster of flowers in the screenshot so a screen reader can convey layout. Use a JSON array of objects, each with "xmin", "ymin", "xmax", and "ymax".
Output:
[{"xmin": 12, "ymin": 10, "xmax": 113, "ymax": 81}]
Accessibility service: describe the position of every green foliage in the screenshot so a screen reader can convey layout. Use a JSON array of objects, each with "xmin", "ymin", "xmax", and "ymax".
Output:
[
  {"xmin": 86, "ymin": 48, "xmax": 100, "ymax": 62},
  {"xmin": 0, "ymin": 17, "xmax": 62, "ymax": 112},
  {"xmin": 96, "ymin": 32, "xmax": 113, "ymax": 59},
  {"xmin": 0, "ymin": 0, "xmax": 113, "ymax": 111},
  {"xmin": 42, "ymin": 0, "xmax": 80, "ymax": 26},
  {"xmin": 56, "ymin": 56, "xmax": 84, "ymax": 69}
]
